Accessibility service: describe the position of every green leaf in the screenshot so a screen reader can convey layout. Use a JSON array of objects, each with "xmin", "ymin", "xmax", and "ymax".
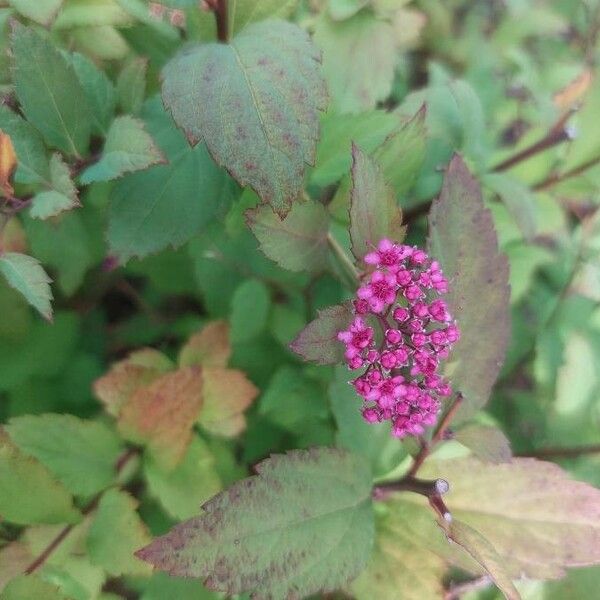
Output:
[
  {"xmin": 12, "ymin": 24, "xmax": 91, "ymax": 157},
  {"xmin": 137, "ymin": 448, "xmax": 374, "ymax": 599},
  {"xmin": 420, "ymin": 457, "xmax": 600, "ymax": 579},
  {"xmin": 87, "ymin": 488, "xmax": 151, "ymax": 577},
  {"xmin": 161, "ymin": 20, "xmax": 327, "ymax": 216},
  {"xmin": 427, "ymin": 155, "xmax": 510, "ymax": 419},
  {"xmin": 144, "ymin": 435, "xmax": 222, "ymax": 520},
  {"xmin": 6, "ymin": 414, "xmax": 123, "ymax": 497},
  {"xmin": 352, "ymin": 499, "xmax": 447, "ymax": 600},
  {"xmin": 453, "ymin": 424, "xmax": 512, "ymax": 464},
  {"xmin": 0, "ymin": 106, "xmax": 49, "ymax": 185},
  {"xmin": 70, "ymin": 52, "xmax": 116, "ymax": 136},
  {"xmin": 310, "ymin": 110, "xmax": 398, "ymax": 188},
  {"xmin": 290, "ymin": 303, "xmax": 353, "ymax": 364},
  {"xmin": 0, "ymin": 575, "xmax": 69, "ymax": 600},
  {"xmin": 259, "ymin": 365, "xmax": 329, "ymax": 431},
  {"xmin": 315, "ymin": 11, "xmax": 396, "ymax": 114},
  {"xmin": 0, "ymin": 432, "xmax": 80, "ymax": 525},
  {"xmin": 8, "ymin": 0, "xmax": 62, "ymax": 25},
  {"xmin": 139, "ymin": 573, "xmax": 220, "ymax": 600},
  {"xmin": 80, "ymin": 116, "xmax": 165, "ymax": 183},
  {"xmin": 0, "ymin": 252, "xmax": 53, "ymax": 321},
  {"xmin": 30, "ymin": 154, "xmax": 80, "ymax": 220},
  {"xmin": 230, "ymin": 279, "xmax": 271, "ymax": 343},
  {"xmin": 116, "ymin": 57, "xmax": 147, "ymax": 115},
  {"xmin": 439, "ymin": 519, "xmax": 521, "ymax": 600},
  {"xmin": 349, "ymin": 144, "xmax": 405, "ymax": 262},
  {"xmin": 246, "ymin": 200, "xmax": 330, "ymax": 273},
  {"xmin": 108, "ymin": 143, "xmax": 236, "ymax": 262}
]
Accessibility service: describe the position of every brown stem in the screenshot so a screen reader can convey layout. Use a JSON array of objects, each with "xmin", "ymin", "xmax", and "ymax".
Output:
[
  {"xmin": 24, "ymin": 447, "xmax": 139, "ymax": 575},
  {"xmin": 491, "ymin": 126, "xmax": 572, "ymax": 172},
  {"xmin": 373, "ymin": 476, "xmax": 449, "ymax": 500},
  {"xmin": 444, "ymin": 575, "xmax": 493, "ymax": 600},
  {"xmin": 206, "ymin": 0, "xmax": 228, "ymax": 42},
  {"xmin": 533, "ymin": 155, "xmax": 600, "ymax": 191}
]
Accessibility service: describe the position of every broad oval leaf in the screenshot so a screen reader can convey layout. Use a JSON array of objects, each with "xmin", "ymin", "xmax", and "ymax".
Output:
[
  {"xmin": 427, "ymin": 155, "xmax": 510, "ymax": 419},
  {"xmin": 137, "ymin": 448, "xmax": 374, "ymax": 599},
  {"xmin": 6, "ymin": 414, "xmax": 123, "ymax": 497},
  {"xmin": 0, "ymin": 252, "xmax": 53, "ymax": 321},
  {"xmin": 161, "ymin": 19, "xmax": 327, "ymax": 217}
]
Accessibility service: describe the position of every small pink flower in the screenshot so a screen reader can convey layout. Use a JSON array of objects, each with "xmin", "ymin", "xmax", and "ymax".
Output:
[{"xmin": 336, "ymin": 239, "xmax": 459, "ymax": 439}]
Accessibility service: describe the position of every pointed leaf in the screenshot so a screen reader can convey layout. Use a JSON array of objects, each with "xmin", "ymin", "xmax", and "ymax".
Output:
[
  {"xmin": 93, "ymin": 348, "xmax": 173, "ymax": 417},
  {"xmin": 161, "ymin": 20, "xmax": 327, "ymax": 216},
  {"xmin": 118, "ymin": 367, "xmax": 203, "ymax": 469},
  {"xmin": 137, "ymin": 448, "xmax": 374, "ymax": 599},
  {"xmin": 12, "ymin": 24, "xmax": 91, "ymax": 157},
  {"xmin": 30, "ymin": 154, "xmax": 80, "ymax": 220},
  {"xmin": 199, "ymin": 367, "xmax": 258, "ymax": 437},
  {"xmin": 179, "ymin": 321, "xmax": 231, "ymax": 368},
  {"xmin": 427, "ymin": 155, "xmax": 510, "ymax": 419},
  {"xmin": 80, "ymin": 116, "xmax": 165, "ymax": 183},
  {"xmin": 87, "ymin": 489, "xmax": 151, "ymax": 577},
  {"xmin": 116, "ymin": 57, "xmax": 147, "ymax": 115},
  {"xmin": 70, "ymin": 52, "xmax": 116, "ymax": 136},
  {"xmin": 246, "ymin": 199, "xmax": 330, "ymax": 272},
  {"xmin": 349, "ymin": 144, "xmax": 405, "ymax": 262},
  {"xmin": 290, "ymin": 302, "xmax": 353, "ymax": 364},
  {"xmin": 0, "ymin": 252, "xmax": 53, "ymax": 320},
  {"xmin": 6, "ymin": 414, "xmax": 123, "ymax": 497},
  {"xmin": 0, "ymin": 432, "xmax": 80, "ymax": 525}
]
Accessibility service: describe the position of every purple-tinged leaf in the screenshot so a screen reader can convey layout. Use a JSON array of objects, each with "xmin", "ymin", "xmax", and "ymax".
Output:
[
  {"xmin": 246, "ymin": 199, "xmax": 330, "ymax": 273},
  {"xmin": 161, "ymin": 20, "xmax": 327, "ymax": 217},
  {"xmin": 290, "ymin": 303, "xmax": 353, "ymax": 364},
  {"xmin": 349, "ymin": 144, "xmax": 405, "ymax": 263},
  {"xmin": 420, "ymin": 457, "xmax": 600, "ymax": 579},
  {"xmin": 427, "ymin": 155, "xmax": 510, "ymax": 419},
  {"xmin": 136, "ymin": 448, "xmax": 374, "ymax": 600}
]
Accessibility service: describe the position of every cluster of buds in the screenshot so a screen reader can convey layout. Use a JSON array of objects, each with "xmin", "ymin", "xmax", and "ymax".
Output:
[{"xmin": 337, "ymin": 239, "xmax": 459, "ymax": 438}]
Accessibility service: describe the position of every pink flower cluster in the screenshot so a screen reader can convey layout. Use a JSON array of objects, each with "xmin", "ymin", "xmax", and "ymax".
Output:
[{"xmin": 337, "ymin": 239, "xmax": 459, "ymax": 438}]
